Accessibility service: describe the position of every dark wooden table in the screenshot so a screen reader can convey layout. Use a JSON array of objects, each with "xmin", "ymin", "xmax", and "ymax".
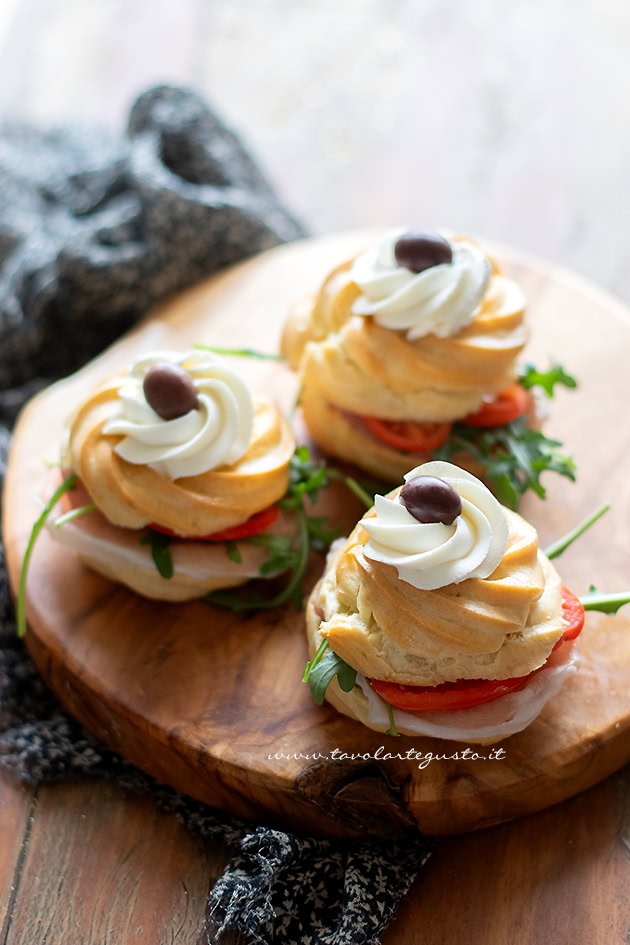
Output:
[
  {"xmin": 3, "ymin": 766, "xmax": 630, "ymax": 943},
  {"xmin": 1, "ymin": 1, "xmax": 630, "ymax": 942}
]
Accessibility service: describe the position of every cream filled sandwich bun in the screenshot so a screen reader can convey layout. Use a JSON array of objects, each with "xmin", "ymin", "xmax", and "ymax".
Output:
[
  {"xmin": 282, "ymin": 229, "xmax": 531, "ymax": 482},
  {"xmin": 306, "ymin": 461, "xmax": 582, "ymax": 744},
  {"xmin": 46, "ymin": 350, "xmax": 296, "ymax": 601}
]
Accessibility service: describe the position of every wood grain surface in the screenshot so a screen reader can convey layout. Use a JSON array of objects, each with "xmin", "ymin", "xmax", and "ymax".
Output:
[
  {"xmin": 3, "ymin": 764, "xmax": 630, "ymax": 945},
  {"xmin": 0, "ymin": 771, "xmax": 229, "ymax": 945},
  {"xmin": 3, "ymin": 231, "xmax": 630, "ymax": 850}
]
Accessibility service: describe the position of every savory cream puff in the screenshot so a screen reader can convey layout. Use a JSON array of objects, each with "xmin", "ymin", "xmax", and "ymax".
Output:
[
  {"xmin": 283, "ymin": 229, "xmax": 560, "ymax": 489},
  {"xmin": 45, "ymin": 350, "xmax": 296, "ymax": 601},
  {"xmin": 305, "ymin": 461, "xmax": 583, "ymax": 744}
]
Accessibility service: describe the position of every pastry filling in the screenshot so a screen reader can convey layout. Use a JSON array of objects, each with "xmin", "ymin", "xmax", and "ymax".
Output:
[
  {"xmin": 355, "ymin": 642, "xmax": 579, "ymax": 742},
  {"xmin": 148, "ymin": 504, "xmax": 281, "ymax": 541},
  {"xmin": 352, "ymin": 383, "xmax": 531, "ymax": 455},
  {"xmin": 326, "ymin": 362, "xmax": 578, "ymax": 507},
  {"xmin": 43, "ymin": 469, "xmax": 297, "ymax": 583},
  {"xmin": 368, "ymin": 587, "xmax": 584, "ymax": 712}
]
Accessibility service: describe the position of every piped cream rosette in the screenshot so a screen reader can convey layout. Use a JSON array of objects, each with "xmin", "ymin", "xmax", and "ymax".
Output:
[
  {"xmin": 306, "ymin": 462, "xmax": 577, "ymax": 743},
  {"xmin": 48, "ymin": 350, "xmax": 296, "ymax": 600}
]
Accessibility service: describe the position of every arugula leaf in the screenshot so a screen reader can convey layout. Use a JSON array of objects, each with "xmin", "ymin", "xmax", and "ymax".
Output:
[
  {"xmin": 207, "ymin": 505, "xmax": 310, "ymax": 611},
  {"xmin": 194, "ymin": 344, "xmax": 284, "ymax": 362},
  {"xmin": 54, "ymin": 503, "xmax": 98, "ymax": 527},
  {"xmin": 279, "ymin": 446, "xmax": 329, "ymax": 511},
  {"xmin": 385, "ymin": 702, "xmax": 399, "ymax": 737},
  {"xmin": 433, "ymin": 417, "xmax": 576, "ymax": 508},
  {"xmin": 225, "ymin": 541, "xmax": 242, "ymax": 564},
  {"xmin": 431, "ymin": 360, "xmax": 578, "ymax": 507},
  {"xmin": 207, "ymin": 446, "xmax": 372, "ymax": 613},
  {"xmin": 325, "ymin": 467, "xmax": 374, "ymax": 509},
  {"xmin": 303, "ymin": 637, "xmax": 394, "ymax": 735},
  {"xmin": 140, "ymin": 530, "xmax": 174, "ymax": 580},
  {"xmin": 579, "ymin": 589, "xmax": 630, "ymax": 615},
  {"xmin": 281, "ymin": 447, "xmax": 378, "ymax": 513},
  {"xmin": 244, "ymin": 533, "xmax": 298, "ymax": 576},
  {"xmin": 544, "ymin": 503, "xmax": 610, "ymax": 560},
  {"xmin": 309, "ymin": 648, "xmax": 357, "ymax": 705},
  {"xmin": 518, "ymin": 362, "xmax": 578, "ymax": 397},
  {"xmin": 303, "ymin": 637, "xmax": 329, "ymax": 682},
  {"xmin": 306, "ymin": 515, "xmax": 340, "ymax": 550},
  {"xmin": 17, "ymin": 473, "xmax": 78, "ymax": 637}
]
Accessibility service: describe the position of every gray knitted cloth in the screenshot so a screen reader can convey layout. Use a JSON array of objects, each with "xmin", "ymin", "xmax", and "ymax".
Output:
[{"xmin": 0, "ymin": 85, "xmax": 432, "ymax": 945}]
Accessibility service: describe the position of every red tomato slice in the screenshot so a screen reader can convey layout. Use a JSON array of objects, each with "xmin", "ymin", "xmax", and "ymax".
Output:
[
  {"xmin": 150, "ymin": 504, "xmax": 280, "ymax": 541},
  {"xmin": 371, "ymin": 673, "xmax": 532, "ymax": 712},
  {"xmin": 371, "ymin": 585, "xmax": 584, "ymax": 712},
  {"xmin": 554, "ymin": 585, "xmax": 585, "ymax": 646},
  {"xmin": 363, "ymin": 416, "xmax": 453, "ymax": 453},
  {"xmin": 462, "ymin": 384, "xmax": 529, "ymax": 427}
]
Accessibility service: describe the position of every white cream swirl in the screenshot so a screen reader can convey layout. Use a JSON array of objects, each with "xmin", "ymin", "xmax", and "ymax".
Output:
[
  {"xmin": 361, "ymin": 461, "xmax": 509, "ymax": 590},
  {"xmin": 351, "ymin": 230, "xmax": 492, "ymax": 340},
  {"xmin": 102, "ymin": 350, "xmax": 255, "ymax": 479}
]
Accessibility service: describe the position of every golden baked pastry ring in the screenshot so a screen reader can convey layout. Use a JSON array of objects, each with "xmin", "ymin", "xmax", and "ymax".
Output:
[{"xmin": 4, "ymin": 231, "xmax": 630, "ymax": 838}]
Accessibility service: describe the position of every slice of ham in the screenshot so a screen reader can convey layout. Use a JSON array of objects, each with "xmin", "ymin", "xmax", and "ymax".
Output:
[
  {"xmin": 356, "ymin": 642, "xmax": 579, "ymax": 742},
  {"xmin": 41, "ymin": 470, "xmax": 297, "ymax": 584}
]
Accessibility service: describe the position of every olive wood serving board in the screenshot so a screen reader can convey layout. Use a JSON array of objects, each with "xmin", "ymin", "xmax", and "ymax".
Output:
[{"xmin": 4, "ymin": 231, "xmax": 630, "ymax": 839}]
